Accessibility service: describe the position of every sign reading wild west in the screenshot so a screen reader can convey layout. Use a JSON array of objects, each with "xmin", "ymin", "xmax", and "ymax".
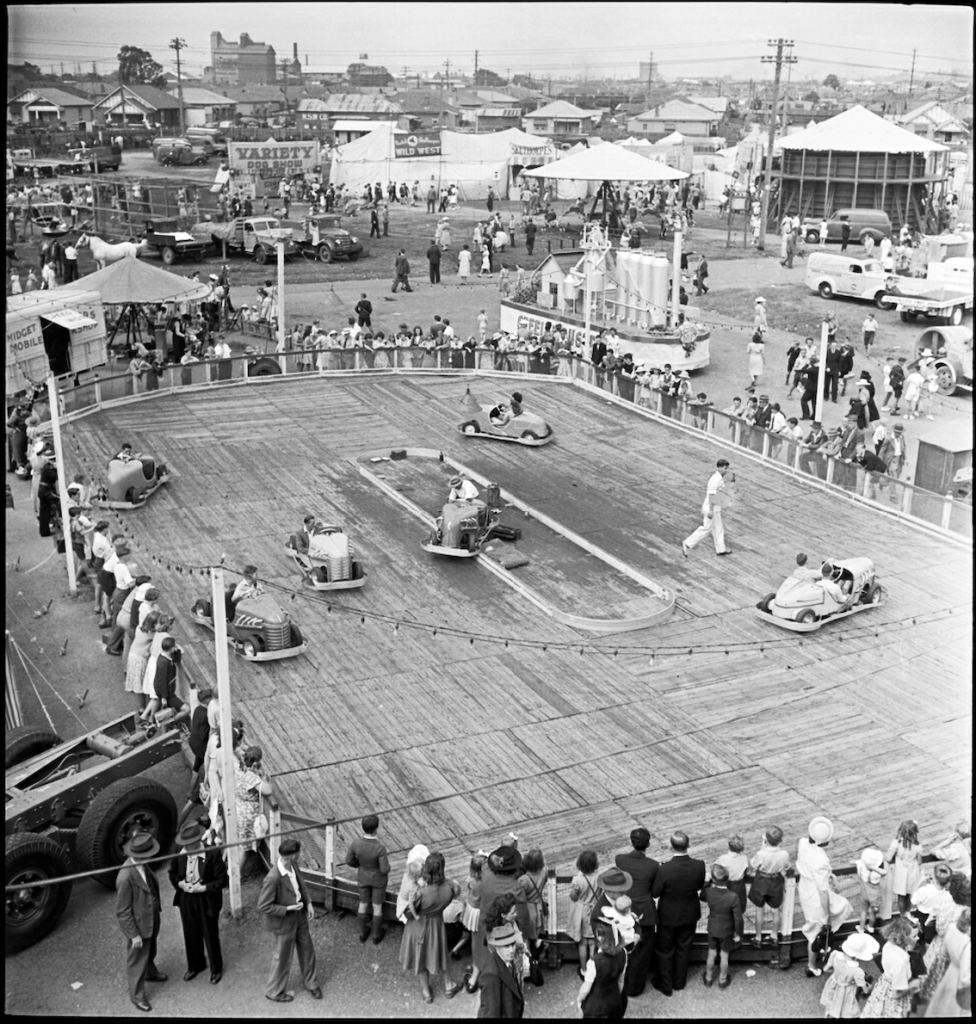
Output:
[{"xmin": 394, "ymin": 132, "xmax": 442, "ymax": 159}]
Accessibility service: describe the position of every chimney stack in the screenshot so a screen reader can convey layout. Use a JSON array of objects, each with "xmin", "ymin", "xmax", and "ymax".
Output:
[{"xmin": 293, "ymin": 43, "xmax": 298, "ymax": 60}]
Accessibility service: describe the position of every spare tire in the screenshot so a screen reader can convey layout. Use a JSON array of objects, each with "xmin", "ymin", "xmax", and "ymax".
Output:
[
  {"xmin": 248, "ymin": 356, "xmax": 282, "ymax": 377},
  {"xmin": 5, "ymin": 833, "xmax": 74, "ymax": 954},
  {"xmin": 76, "ymin": 777, "xmax": 177, "ymax": 889},
  {"xmin": 5, "ymin": 726, "xmax": 63, "ymax": 770}
]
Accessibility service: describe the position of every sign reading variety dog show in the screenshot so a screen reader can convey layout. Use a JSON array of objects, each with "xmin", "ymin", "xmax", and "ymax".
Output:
[
  {"xmin": 394, "ymin": 132, "xmax": 442, "ymax": 159},
  {"xmin": 227, "ymin": 139, "xmax": 322, "ymax": 193}
]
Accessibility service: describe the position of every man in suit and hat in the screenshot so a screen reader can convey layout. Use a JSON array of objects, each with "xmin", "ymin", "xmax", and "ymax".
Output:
[
  {"xmin": 477, "ymin": 922, "xmax": 525, "ymax": 1018},
  {"xmin": 168, "ymin": 820, "xmax": 228, "ymax": 985},
  {"xmin": 615, "ymin": 828, "xmax": 659, "ymax": 996},
  {"xmin": 651, "ymin": 831, "xmax": 707, "ymax": 996},
  {"xmin": 257, "ymin": 838, "xmax": 322, "ymax": 1003},
  {"xmin": 468, "ymin": 844, "xmax": 523, "ymax": 993},
  {"xmin": 116, "ymin": 831, "xmax": 167, "ymax": 1012}
]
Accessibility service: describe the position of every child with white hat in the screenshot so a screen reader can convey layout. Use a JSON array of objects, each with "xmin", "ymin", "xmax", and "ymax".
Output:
[
  {"xmin": 820, "ymin": 931, "xmax": 879, "ymax": 1018},
  {"xmin": 854, "ymin": 847, "xmax": 888, "ymax": 934}
]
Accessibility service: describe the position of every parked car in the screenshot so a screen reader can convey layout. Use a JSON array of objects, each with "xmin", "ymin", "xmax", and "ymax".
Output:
[
  {"xmin": 151, "ymin": 137, "xmax": 209, "ymax": 167},
  {"xmin": 801, "ymin": 208, "xmax": 892, "ymax": 246},
  {"xmin": 805, "ymin": 252, "xmax": 894, "ymax": 308}
]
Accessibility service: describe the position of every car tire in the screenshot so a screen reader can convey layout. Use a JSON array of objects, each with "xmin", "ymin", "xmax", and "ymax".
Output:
[
  {"xmin": 193, "ymin": 599, "xmax": 212, "ymax": 618},
  {"xmin": 254, "ymin": 245, "xmax": 269, "ymax": 265},
  {"xmin": 805, "ymin": 231, "xmax": 819, "ymax": 244},
  {"xmin": 161, "ymin": 246, "xmax": 175, "ymax": 266},
  {"xmin": 935, "ymin": 363, "xmax": 958, "ymax": 396},
  {"xmin": 864, "ymin": 582, "xmax": 883, "ymax": 605},
  {"xmin": 242, "ymin": 637, "xmax": 264, "ymax": 659},
  {"xmin": 76, "ymin": 777, "xmax": 178, "ymax": 889},
  {"xmin": 796, "ymin": 608, "xmax": 818, "ymax": 624},
  {"xmin": 818, "ymin": 283, "xmax": 834, "ymax": 299},
  {"xmin": 5, "ymin": 833, "xmax": 74, "ymax": 955},
  {"xmin": 5, "ymin": 726, "xmax": 63, "ymax": 770},
  {"xmin": 460, "ymin": 420, "xmax": 479, "ymax": 434},
  {"xmin": 348, "ymin": 253, "xmax": 360, "ymax": 262},
  {"xmin": 521, "ymin": 430, "xmax": 541, "ymax": 440},
  {"xmin": 289, "ymin": 623, "xmax": 304, "ymax": 649},
  {"xmin": 318, "ymin": 244, "xmax": 333, "ymax": 263},
  {"xmin": 757, "ymin": 592, "xmax": 776, "ymax": 614}
]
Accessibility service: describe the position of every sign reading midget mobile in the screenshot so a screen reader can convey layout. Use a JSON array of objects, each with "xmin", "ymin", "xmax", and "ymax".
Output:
[
  {"xmin": 394, "ymin": 132, "xmax": 442, "ymax": 159},
  {"xmin": 228, "ymin": 140, "xmax": 321, "ymax": 190}
]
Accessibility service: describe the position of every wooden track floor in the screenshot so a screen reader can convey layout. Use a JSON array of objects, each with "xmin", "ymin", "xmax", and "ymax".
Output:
[{"xmin": 66, "ymin": 373, "xmax": 972, "ymax": 877}]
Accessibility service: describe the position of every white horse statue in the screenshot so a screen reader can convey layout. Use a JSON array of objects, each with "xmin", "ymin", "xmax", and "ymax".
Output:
[{"xmin": 76, "ymin": 233, "xmax": 147, "ymax": 270}]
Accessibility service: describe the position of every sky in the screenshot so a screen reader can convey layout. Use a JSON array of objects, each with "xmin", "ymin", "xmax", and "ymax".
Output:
[{"xmin": 8, "ymin": 2, "xmax": 974, "ymax": 83}]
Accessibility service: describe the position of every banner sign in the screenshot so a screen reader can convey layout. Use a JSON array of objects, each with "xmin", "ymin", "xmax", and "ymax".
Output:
[
  {"xmin": 510, "ymin": 142, "xmax": 556, "ymax": 161},
  {"xmin": 394, "ymin": 132, "xmax": 442, "ymax": 159},
  {"xmin": 228, "ymin": 140, "xmax": 321, "ymax": 191}
]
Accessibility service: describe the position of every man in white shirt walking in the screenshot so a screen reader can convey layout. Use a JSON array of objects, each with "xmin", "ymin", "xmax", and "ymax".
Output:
[{"xmin": 682, "ymin": 459, "xmax": 734, "ymax": 557}]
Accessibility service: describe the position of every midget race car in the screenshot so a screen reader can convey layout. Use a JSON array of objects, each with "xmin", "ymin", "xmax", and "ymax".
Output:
[
  {"xmin": 755, "ymin": 557, "xmax": 884, "ymax": 632},
  {"xmin": 190, "ymin": 586, "xmax": 307, "ymax": 660},
  {"xmin": 284, "ymin": 521, "xmax": 366, "ymax": 590},
  {"xmin": 457, "ymin": 389, "xmax": 554, "ymax": 446},
  {"xmin": 92, "ymin": 453, "xmax": 170, "ymax": 509},
  {"xmin": 424, "ymin": 498, "xmax": 501, "ymax": 557}
]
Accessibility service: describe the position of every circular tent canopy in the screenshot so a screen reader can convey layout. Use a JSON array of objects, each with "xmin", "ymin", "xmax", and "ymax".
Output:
[
  {"xmin": 523, "ymin": 143, "xmax": 688, "ymax": 183},
  {"xmin": 57, "ymin": 256, "xmax": 212, "ymax": 304}
]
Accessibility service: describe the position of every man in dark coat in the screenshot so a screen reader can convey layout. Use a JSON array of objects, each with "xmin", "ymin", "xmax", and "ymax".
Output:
[
  {"xmin": 651, "ymin": 831, "xmax": 706, "ymax": 996},
  {"xmin": 354, "ymin": 293, "xmax": 372, "ymax": 329},
  {"xmin": 116, "ymin": 832, "xmax": 166, "ymax": 1012},
  {"xmin": 615, "ymin": 827, "xmax": 659, "ymax": 996},
  {"xmin": 477, "ymin": 922, "xmax": 524, "ymax": 1018},
  {"xmin": 168, "ymin": 820, "xmax": 228, "ymax": 984},
  {"xmin": 524, "ymin": 218, "xmax": 537, "ymax": 256},
  {"xmin": 800, "ymin": 357, "xmax": 820, "ymax": 420},
  {"xmin": 392, "ymin": 250, "xmax": 412, "ymax": 293},
  {"xmin": 153, "ymin": 637, "xmax": 184, "ymax": 713},
  {"xmin": 426, "ymin": 240, "xmax": 442, "ymax": 284},
  {"xmin": 823, "ymin": 340, "xmax": 842, "ymax": 403}
]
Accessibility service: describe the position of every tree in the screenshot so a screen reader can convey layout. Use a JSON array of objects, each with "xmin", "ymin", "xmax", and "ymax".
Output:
[
  {"xmin": 803, "ymin": 90, "xmax": 820, "ymax": 103},
  {"xmin": 117, "ymin": 45, "xmax": 166, "ymax": 88},
  {"xmin": 822, "ymin": 74, "xmax": 841, "ymax": 90},
  {"xmin": 474, "ymin": 68, "xmax": 507, "ymax": 87}
]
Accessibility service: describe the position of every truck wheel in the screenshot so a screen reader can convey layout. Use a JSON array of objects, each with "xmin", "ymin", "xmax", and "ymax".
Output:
[
  {"xmin": 318, "ymin": 244, "xmax": 333, "ymax": 263},
  {"xmin": 5, "ymin": 727, "xmax": 63, "ymax": 770},
  {"xmin": 76, "ymin": 777, "xmax": 177, "ymax": 889},
  {"xmin": 254, "ymin": 245, "xmax": 268, "ymax": 265},
  {"xmin": 935, "ymin": 363, "xmax": 958, "ymax": 396},
  {"xmin": 818, "ymin": 283, "xmax": 833, "ymax": 299},
  {"xmin": 874, "ymin": 292, "xmax": 894, "ymax": 310},
  {"xmin": 161, "ymin": 246, "xmax": 175, "ymax": 266},
  {"xmin": 5, "ymin": 833, "xmax": 74, "ymax": 955},
  {"xmin": 248, "ymin": 356, "xmax": 282, "ymax": 377},
  {"xmin": 347, "ymin": 253, "xmax": 360, "ymax": 262},
  {"xmin": 950, "ymin": 305, "xmax": 964, "ymax": 326}
]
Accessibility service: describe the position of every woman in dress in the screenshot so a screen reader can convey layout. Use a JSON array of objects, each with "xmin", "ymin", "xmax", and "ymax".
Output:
[
  {"xmin": 820, "ymin": 931, "xmax": 878, "ymax": 1018},
  {"xmin": 924, "ymin": 908, "xmax": 971, "ymax": 1018},
  {"xmin": 797, "ymin": 816, "xmax": 852, "ymax": 977},
  {"xmin": 467, "ymin": 845, "xmax": 523, "ymax": 993},
  {"xmin": 399, "ymin": 852, "xmax": 462, "ymax": 1003},
  {"xmin": 861, "ymin": 917, "xmax": 920, "ymax": 1018},
  {"xmin": 235, "ymin": 744, "xmax": 272, "ymax": 880},
  {"xmin": 885, "ymin": 819, "xmax": 924, "ymax": 915},
  {"xmin": 125, "ymin": 611, "xmax": 160, "ymax": 709},
  {"xmin": 515, "ymin": 847, "xmax": 548, "ymax": 959},
  {"xmin": 918, "ymin": 873, "xmax": 971, "ymax": 1004},
  {"xmin": 747, "ymin": 331, "xmax": 765, "ymax": 388},
  {"xmin": 577, "ymin": 913, "xmax": 627, "ymax": 1019},
  {"xmin": 139, "ymin": 614, "xmax": 174, "ymax": 720}
]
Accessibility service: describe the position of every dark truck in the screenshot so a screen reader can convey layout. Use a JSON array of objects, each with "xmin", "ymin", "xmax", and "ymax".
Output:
[
  {"xmin": 140, "ymin": 219, "xmax": 209, "ymax": 265},
  {"xmin": 284, "ymin": 213, "xmax": 364, "ymax": 263},
  {"xmin": 63, "ymin": 144, "xmax": 122, "ymax": 172}
]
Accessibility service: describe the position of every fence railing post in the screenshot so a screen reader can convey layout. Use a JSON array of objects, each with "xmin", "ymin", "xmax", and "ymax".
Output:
[
  {"xmin": 825, "ymin": 456, "xmax": 835, "ymax": 486},
  {"xmin": 544, "ymin": 868, "xmax": 559, "ymax": 968},
  {"xmin": 941, "ymin": 492, "xmax": 954, "ymax": 530},
  {"xmin": 93, "ymin": 374, "xmax": 102, "ymax": 407},
  {"xmin": 324, "ymin": 822, "xmax": 337, "ymax": 913}
]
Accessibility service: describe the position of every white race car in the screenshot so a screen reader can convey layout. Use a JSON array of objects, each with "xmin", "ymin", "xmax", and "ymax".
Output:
[
  {"xmin": 755, "ymin": 557, "xmax": 884, "ymax": 632},
  {"xmin": 284, "ymin": 521, "xmax": 366, "ymax": 590}
]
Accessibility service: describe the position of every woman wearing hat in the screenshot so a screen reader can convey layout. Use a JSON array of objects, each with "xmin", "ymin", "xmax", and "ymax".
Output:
[
  {"xmin": 235, "ymin": 745, "xmax": 273, "ymax": 881},
  {"xmin": 468, "ymin": 845, "xmax": 522, "ymax": 994},
  {"xmin": 399, "ymin": 852, "xmax": 462, "ymax": 1003},
  {"xmin": 820, "ymin": 932, "xmax": 878, "ymax": 1017},
  {"xmin": 753, "ymin": 296, "xmax": 767, "ymax": 336},
  {"xmin": 797, "ymin": 817, "xmax": 852, "ymax": 977},
  {"xmin": 578, "ymin": 911, "xmax": 628, "ymax": 1018}
]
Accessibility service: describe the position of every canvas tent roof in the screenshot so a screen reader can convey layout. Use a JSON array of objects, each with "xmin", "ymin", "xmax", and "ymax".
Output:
[
  {"xmin": 330, "ymin": 124, "xmax": 556, "ymax": 199},
  {"xmin": 657, "ymin": 131, "xmax": 688, "ymax": 146},
  {"xmin": 523, "ymin": 143, "xmax": 687, "ymax": 182},
  {"xmin": 58, "ymin": 257, "xmax": 212, "ymax": 304},
  {"xmin": 778, "ymin": 104, "xmax": 948, "ymax": 154}
]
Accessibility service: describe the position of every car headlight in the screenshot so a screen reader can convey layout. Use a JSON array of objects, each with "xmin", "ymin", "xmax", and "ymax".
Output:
[{"xmin": 350, "ymin": 236, "xmax": 359, "ymax": 244}]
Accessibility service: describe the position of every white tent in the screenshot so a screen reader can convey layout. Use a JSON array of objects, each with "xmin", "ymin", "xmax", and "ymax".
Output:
[
  {"xmin": 657, "ymin": 131, "xmax": 687, "ymax": 146},
  {"xmin": 329, "ymin": 124, "xmax": 556, "ymax": 199},
  {"xmin": 776, "ymin": 104, "xmax": 947, "ymax": 155},
  {"xmin": 523, "ymin": 143, "xmax": 688, "ymax": 184}
]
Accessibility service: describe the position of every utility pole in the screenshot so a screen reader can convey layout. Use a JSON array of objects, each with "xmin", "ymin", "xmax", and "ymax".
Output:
[
  {"xmin": 908, "ymin": 47, "xmax": 917, "ymax": 97},
  {"xmin": 170, "ymin": 38, "xmax": 186, "ymax": 136},
  {"xmin": 646, "ymin": 51, "xmax": 653, "ymax": 105},
  {"xmin": 474, "ymin": 49, "xmax": 479, "ymax": 83},
  {"xmin": 781, "ymin": 41, "xmax": 795, "ymax": 135},
  {"xmin": 757, "ymin": 38, "xmax": 796, "ymax": 253}
]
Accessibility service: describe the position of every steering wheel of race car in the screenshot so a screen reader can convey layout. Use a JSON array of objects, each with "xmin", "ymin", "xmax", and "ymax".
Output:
[{"xmin": 311, "ymin": 523, "xmax": 339, "ymax": 535}]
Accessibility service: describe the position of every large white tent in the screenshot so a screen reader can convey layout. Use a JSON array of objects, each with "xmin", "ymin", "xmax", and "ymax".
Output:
[
  {"xmin": 329, "ymin": 125, "xmax": 556, "ymax": 200},
  {"xmin": 523, "ymin": 142, "xmax": 688, "ymax": 184}
]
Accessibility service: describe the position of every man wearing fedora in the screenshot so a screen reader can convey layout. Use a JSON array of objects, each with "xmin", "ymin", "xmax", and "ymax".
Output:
[
  {"xmin": 477, "ymin": 922, "xmax": 525, "ymax": 1018},
  {"xmin": 168, "ymin": 820, "xmax": 228, "ymax": 985},
  {"xmin": 651, "ymin": 832, "xmax": 707, "ymax": 997},
  {"xmin": 257, "ymin": 838, "xmax": 323, "ymax": 1003},
  {"xmin": 615, "ymin": 828, "xmax": 659, "ymax": 997},
  {"xmin": 116, "ymin": 831, "xmax": 167, "ymax": 1012}
]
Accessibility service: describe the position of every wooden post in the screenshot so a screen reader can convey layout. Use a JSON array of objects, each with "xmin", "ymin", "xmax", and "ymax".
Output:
[
  {"xmin": 47, "ymin": 376, "xmax": 77, "ymax": 595},
  {"xmin": 276, "ymin": 240, "xmax": 285, "ymax": 352},
  {"xmin": 814, "ymin": 317, "xmax": 829, "ymax": 424},
  {"xmin": 211, "ymin": 566, "xmax": 242, "ymax": 917},
  {"xmin": 852, "ymin": 150, "xmax": 860, "ymax": 209},
  {"xmin": 324, "ymin": 823, "xmax": 337, "ymax": 912},
  {"xmin": 941, "ymin": 493, "xmax": 954, "ymax": 530}
]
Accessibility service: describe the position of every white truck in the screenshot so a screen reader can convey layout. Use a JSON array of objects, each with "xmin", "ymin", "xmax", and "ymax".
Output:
[
  {"xmin": 196, "ymin": 216, "xmax": 300, "ymax": 264},
  {"xmin": 884, "ymin": 258, "xmax": 974, "ymax": 326}
]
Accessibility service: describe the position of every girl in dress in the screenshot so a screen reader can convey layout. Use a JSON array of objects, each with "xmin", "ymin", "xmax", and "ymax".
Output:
[
  {"xmin": 747, "ymin": 331, "xmax": 765, "ymax": 387},
  {"xmin": 568, "ymin": 850, "xmax": 601, "ymax": 979},
  {"xmin": 125, "ymin": 612, "xmax": 160, "ymax": 710},
  {"xmin": 397, "ymin": 845, "xmax": 430, "ymax": 923},
  {"xmin": 479, "ymin": 244, "xmax": 492, "ymax": 278},
  {"xmin": 885, "ymin": 820, "xmax": 923, "ymax": 915},
  {"xmin": 516, "ymin": 848, "xmax": 548, "ymax": 959},
  {"xmin": 450, "ymin": 854, "xmax": 484, "ymax": 959},
  {"xmin": 860, "ymin": 917, "xmax": 920, "ymax": 1019},
  {"xmin": 820, "ymin": 932, "xmax": 878, "ymax": 1018},
  {"xmin": 399, "ymin": 852, "xmax": 462, "ymax": 1003},
  {"xmin": 138, "ymin": 614, "xmax": 174, "ymax": 721}
]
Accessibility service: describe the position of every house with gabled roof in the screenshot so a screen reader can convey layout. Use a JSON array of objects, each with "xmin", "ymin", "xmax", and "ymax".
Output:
[
  {"xmin": 7, "ymin": 87, "xmax": 92, "ymax": 127},
  {"xmin": 626, "ymin": 98, "xmax": 719, "ymax": 138},
  {"xmin": 899, "ymin": 100, "xmax": 970, "ymax": 145},
  {"xmin": 92, "ymin": 84, "xmax": 181, "ymax": 129},
  {"xmin": 522, "ymin": 99, "xmax": 601, "ymax": 137}
]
